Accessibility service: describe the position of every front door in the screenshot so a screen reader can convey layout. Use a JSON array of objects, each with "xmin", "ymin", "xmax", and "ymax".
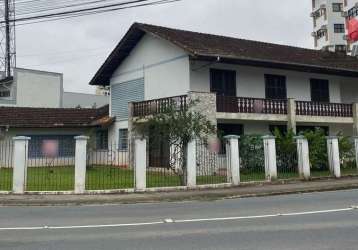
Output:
[{"xmin": 210, "ymin": 69, "xmax": 236, "ymax": 96}]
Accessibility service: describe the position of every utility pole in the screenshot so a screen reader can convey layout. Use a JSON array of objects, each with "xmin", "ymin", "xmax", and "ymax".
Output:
[{"xmin": 0, "ymin": 0, "xmax": 15, "ymax": 79}]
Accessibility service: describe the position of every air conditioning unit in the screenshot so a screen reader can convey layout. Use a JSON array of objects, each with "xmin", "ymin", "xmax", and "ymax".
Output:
[
  {"xmin": 341, "ymin": 11, "xmax": 348, "ymax": 17},
  {"xmin": 352, "ymin": 45, "xmax": 358, "ymax": 57}
]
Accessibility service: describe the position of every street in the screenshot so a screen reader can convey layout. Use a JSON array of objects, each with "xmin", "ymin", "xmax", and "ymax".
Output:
[{"xmin": 0, "ymin": 190, "xmax": 358, "ymax": 249}]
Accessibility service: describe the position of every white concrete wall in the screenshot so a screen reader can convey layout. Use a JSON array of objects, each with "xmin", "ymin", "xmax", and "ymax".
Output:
[
  {"xmin": 190, "ymin": 61, "xmax": 347, "ymax": 103},
  {"xmin": 15, "ymin": 68, "xmax": 63, "ymax": 108}
]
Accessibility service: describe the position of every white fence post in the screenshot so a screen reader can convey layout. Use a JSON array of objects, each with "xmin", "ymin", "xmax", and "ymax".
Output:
[
  {"xmin": 12, "ymin": 136, "xmax": 30, "ymax": 194},
  {"xmin": 326, "ymin": 136, "xmax": 341, "ymax": 178},
  {"xmin": 135, "ymin": 137, "xmax": 147, "ymax": 191},
  {"xmin": 224, "ymin": 135, "xmax": 240, "ymax": 185},
  {"xmin": 262, "ymin": 135, "xmax": 277, "ymax": 181},
  {"xmin": 74, "ymin": 136, "xmax": 89, "ymax": 194},
  {"xmin": 354, "ymin": 137, "xmax": 358, "ymax": 172},
  {"xmin": 186, "ymin": 139, "xmax": 196, "ymax": 188},
  {"xmin": 295, "ymin": 135, "xmax": 310, "ymax": 180}
]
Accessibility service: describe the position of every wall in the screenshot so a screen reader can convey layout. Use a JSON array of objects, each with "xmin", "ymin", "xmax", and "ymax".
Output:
[
  {"xmin": 189, "ymin": 61, "xmax": 352, "ymax": 103},
  {"xmin": 15, "ymin": 68, "xmax": 63, "ymax": 108},
  {"xmin": 62, "ymin": 92, "xmax": 109, "ymax": 108}
]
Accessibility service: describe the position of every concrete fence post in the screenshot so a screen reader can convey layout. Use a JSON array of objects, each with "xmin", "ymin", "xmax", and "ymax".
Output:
[
  {"xmin": 224, "ymin": 135, "xmax": 240, "ymax": 185},
  {"xmin": 74, "ymin": 136, "xmax": 89, "ymax": 194},
  {"xmin": 326, "ymin": 136, "xmax": 341, "ymax": 178},
  {"xmin": 262, "ymin": 135, "xmax": 277, "ymax": 181},
  {"xmin": 354, "ymin": 137, "xmax": 358, "ymax": 171},
  {"xmin": 186, "ymin": 139, "xmax": 197, "ymax": 188},
  {"xmin": 294, "ymin": 136, "xmax": 310, "ymax": 180},
  {"xmin": 353, "ymin": 103, "xmax": 358, "ymax": 136},
  {"xmin": 135, "ymin": 137, "xmax": 147, "ymax": 191},
  {"xmin": 12, "ymin": 136, "xmax": 31, "ymax": 194}
]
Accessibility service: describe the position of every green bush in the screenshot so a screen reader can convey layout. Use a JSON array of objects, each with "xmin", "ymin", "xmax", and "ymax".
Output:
[
  {"xmin": 239, "ymin": 135, "xmax": 265, "ymax": 173},
  {"xmin": 273, "ymin": 128, "xmax": 297, "ymax": 172}
]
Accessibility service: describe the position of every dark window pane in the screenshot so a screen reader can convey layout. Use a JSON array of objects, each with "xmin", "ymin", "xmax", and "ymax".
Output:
[
  {"xmin": 310, "ymin": 79, "xmax": 330, "ymax": 102},
  {"xmin": 96, "ymin": 130, "xmax": 108, "ymax": 150},
  {"xmin": 265, "ymin": 74, "xmax": 287, "ymax": 99},
  {"xmin": 210, "ymin": 69, "xmax": 236, "ymax": 96},
  {"xmin": 118, "ymin": 129, "xmax": 128, "ymax": 151}
]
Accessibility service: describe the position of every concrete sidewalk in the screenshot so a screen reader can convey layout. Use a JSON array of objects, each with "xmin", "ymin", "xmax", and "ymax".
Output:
[{"xmin": 1, "ymin": 177, "xmax": 358, "ymax": 206}]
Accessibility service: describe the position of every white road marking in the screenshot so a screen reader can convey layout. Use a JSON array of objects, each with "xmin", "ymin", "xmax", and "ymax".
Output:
[{"xmin": 0, "ymin": 206, "xmax": 356, "ymax": 231}]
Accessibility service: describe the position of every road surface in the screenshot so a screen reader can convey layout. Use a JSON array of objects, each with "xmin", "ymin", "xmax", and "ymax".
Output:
[{"xmin": 0, "ymin": 189, "xmax": 358, "ymax": 249}]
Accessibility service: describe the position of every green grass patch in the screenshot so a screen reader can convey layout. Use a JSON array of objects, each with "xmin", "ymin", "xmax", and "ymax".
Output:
[
  {"xmin": 0, "ymin": 168, "xmax": 13, "ymax": 191},
  {"xmin": 311, "ymin": 170, "xmax": 331, "ymax": 178}
]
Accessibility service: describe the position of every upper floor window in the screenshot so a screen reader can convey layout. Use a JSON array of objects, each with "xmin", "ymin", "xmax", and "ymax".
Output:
[
  {"xmin": 332, "ymin": 3, "xmax": 343, "ymax": 12},
  {"xmin": 265, "ymin": 74, "xmax": 287, "ymax": 100},
  {"xmin": 316, "ymin": 29, "xmax": 327, "ymax": 39},
  {"xmin": 0, "ymin": 90, "xmax": 10, "ymax": 98},
  {"xmin": 310, "ymin": 79, "xmax": 330, "ymax": 102},
  {"xmin": 96, "ymin": 130, "xmax": 108, "ymax": 150},
  {"xmin": 348, "ymin": 6, "xmax": 358, "ymax": 20},
  {"xmin": 210, "ymin": 69, "xmax": 236, "ymax": 97},
  {"xmin": 334, "ymin": 24, "xmax": 345, "ymax": 33}
]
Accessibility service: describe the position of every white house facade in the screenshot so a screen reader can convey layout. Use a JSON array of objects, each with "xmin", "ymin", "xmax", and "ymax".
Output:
[{"xmin": 90, "ymin": 23, "xmax": 358, "ymax": 147}]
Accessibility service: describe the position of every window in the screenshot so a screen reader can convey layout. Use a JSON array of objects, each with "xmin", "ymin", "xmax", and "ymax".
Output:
[
  {"xmin": 0, "ymin": 90, "xmax": 10, "ymax": 98},
  {"xmin": 348, "ymin": 6, "xmax": 358, "ymax": 20},
  {"xmin": 269, "ymin": 125, "xmax": 287, "ymax": 135},
  {"xmin": 297, "ymin": 126, "xmax": 329, "ymax": 135},
  {"xmin": 26, "ymin": 135, "xmax": 76, "ymax": 158},
  {"xmin": 310, "ymin": 79, "xmax": 330, "ymax": 102},
  {"xmin": 335, "ymin": 45, "xmax": 347, "ymax": 52},
  {"xmin": 118, "ymin": 129, "xmax": 128, "ymax": 151},
  {"xmin": 265, "ymin": 74, "xmax": 287, "ymax": 100},
  {"xmin": 210, "ymin": 69, "xmax": 236, "ymax": 96},
  {"xmin": 316, "ymin": 29, "xmax": 326, "ymax": 39},
  {"xmin": 334, "ymin": 24, "xmax": 345, "ymax": 33},
  {"xmin": 217, "ymin": 124, "xmax": 243, "ymax": 153},
  {"xmin": 332, "ymin": 3, "xmax": 343, "ymax": 12},
  {"xmin": 96, "ymin": 130, "xmax": 108, "ymax": 150}
]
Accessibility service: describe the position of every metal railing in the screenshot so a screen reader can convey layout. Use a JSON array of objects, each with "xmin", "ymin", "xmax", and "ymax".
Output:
[
  {"xmin": 296, "ymin": 101, "xmax": 353, "ymax": 117},
  {"xmin": 132, "ymin": 95, "xmax": 187, "ymax": 117},
  {"xmin": 0, "ymin": 140, "xmax": 13, "ymax": 191},
  {"xmin": 217, "ymin": 96, "xmax": 288, "ymax": 114}
]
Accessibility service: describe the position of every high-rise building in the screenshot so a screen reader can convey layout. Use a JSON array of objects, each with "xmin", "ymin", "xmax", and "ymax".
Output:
[
  {"xmin": 344, "ymin": 0, "xmax": 358, "ymax": 55},
  {"xmin": 311, "ymin": 0, "xmax": 347, "ymax": 52}
]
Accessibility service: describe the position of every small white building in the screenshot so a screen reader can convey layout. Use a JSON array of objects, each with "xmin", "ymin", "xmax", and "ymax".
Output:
[{"xmin": 0, "ymin": 68, "xmax": 109, "ymax": 108}]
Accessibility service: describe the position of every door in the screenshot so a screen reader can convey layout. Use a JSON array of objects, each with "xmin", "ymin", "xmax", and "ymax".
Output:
[{"xmin": 210, "ymin": 69, "xmax": 237, "ymax": 96}]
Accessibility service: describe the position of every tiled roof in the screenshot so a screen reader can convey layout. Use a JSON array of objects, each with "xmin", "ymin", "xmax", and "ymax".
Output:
[
  {"xmin": 0, "ymin": 105, "xmax": 112, "ymax": 128},
  {"xmin": 90, "ymin": 23, "xmax": 358, "ymax": 85}
]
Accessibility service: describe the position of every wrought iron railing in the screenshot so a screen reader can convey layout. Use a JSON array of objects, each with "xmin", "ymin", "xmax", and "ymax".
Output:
[
  {"xmin": 296, "ymin": 101, "xmax": 353, "ymax": 117},
  {"xmin": 132, "ymin": 95, "xmax": 187, "ymax": 117}
]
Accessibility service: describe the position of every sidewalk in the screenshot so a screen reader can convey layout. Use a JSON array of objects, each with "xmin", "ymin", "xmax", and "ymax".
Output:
[{"xmin": 1, "ymin": 177, "xmax": 358, "ymax": 206}]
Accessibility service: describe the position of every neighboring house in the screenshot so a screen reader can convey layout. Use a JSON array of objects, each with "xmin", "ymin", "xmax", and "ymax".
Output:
[
  {"xmin": 0, "ymin": 68, "xmax": 109, "ymax": 108},
  {"xmin": 345, "ymin": 0, "xmax": 358, "ymax": 54},
  {"xmin": 90, "ymin": 23, "xmax": 358, "ymax": 147}
]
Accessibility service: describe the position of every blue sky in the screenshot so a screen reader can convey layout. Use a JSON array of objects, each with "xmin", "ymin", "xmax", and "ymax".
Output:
[{"xmin": 16, "ymin": 0, "xmax": 313, "ymax": 94}]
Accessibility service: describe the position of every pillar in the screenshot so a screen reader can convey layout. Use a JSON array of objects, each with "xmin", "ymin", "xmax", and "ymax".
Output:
[
  {"xmin": 224, "ymin": 135, "xmax": 240, "ymax": 185},
  {"xmin": 353, "ymin": 103, "xmax": 358, "ymax": 136},
  {"xmin": 12, "ymin": 136, "xmax": 30, "ymax": 194},
  {"xmin": 326, "ymin": 136, "xmax": 341, "ymax": 178},
  {"xmin": 135, "ymin": 137, "xmax": 147, "ymax": 191},
  {"xmin": 287, "ymin": 98, "xmax": 297, "ymax": 134},
  {"xmin": 186, "ymin": 139, "xmax": 197, "ymax": 188},
  {"xmin": 295, "ymin": 136, "xmax": 310, "ymax": 180},
  {"xmin": 354, "ymin": 137, "xmax": 358, "ymax": 171},
  {"xmin": 74, "ymin": 136, "xmax": 89, "ymax": 194},
  {"xmin": 262, "ymin": 135, "xmax": 277, "ymax": 181}
]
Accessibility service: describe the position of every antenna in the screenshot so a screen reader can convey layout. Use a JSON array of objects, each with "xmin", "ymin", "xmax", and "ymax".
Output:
[{"xmin": 0, "ymin": 0, "xmax": 16, "ymax": 79}]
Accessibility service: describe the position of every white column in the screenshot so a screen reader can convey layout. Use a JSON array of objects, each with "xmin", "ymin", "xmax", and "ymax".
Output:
[
  {"xmin": 262, "ymin": 135, "xmax": 277, "ymax": 181},
  {"xmin": 12, "ymin": 136, "xmax": 30, "ymax": 194},
  {"xmin": 186, "ymin": 139, "xmax": 197, "ymax": 188},
  {"xmin": 295, "ymin": 136, "xmax": 310, "ymax": 180},
  {"xmin": 224, "ymin": 135, "xmax": 240, "ymax": 185},
  {"xmin": 135, "ymin": 137, "xmax": 147, "ymax": 191},
  {"xmin": 326, "ymin": 136, "xmax": 341, "ymax": 178},
  {"xmin": 287, "ymin": 98, "xmax": 297, "ymax": 134},
  {"xmin": 354, "ymin": 137, "xmax": 358, "ymax": 171},
  {"xmin": 74, "ymin": 136, "xmax": 89, "ymax": 194}
]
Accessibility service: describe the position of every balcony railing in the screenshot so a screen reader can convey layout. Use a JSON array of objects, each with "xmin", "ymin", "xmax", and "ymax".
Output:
[
  {"xmin": 217, "ymin": 96, "xmax": 288, "ymax": 115},
  {"xmin": 132, "ymin": 95, "xmax": 187, "ymax": 117},
  {"xmin": 296, "ymin": 101, "xmax": 353, "ymax": 117}
]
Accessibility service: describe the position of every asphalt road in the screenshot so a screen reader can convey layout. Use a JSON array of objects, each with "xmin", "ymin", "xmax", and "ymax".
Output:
[{"xmin": 0, "ymin": 190, "xmax": 358, "ymax": 250}]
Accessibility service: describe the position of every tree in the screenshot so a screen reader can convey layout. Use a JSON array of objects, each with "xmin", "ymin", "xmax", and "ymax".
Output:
[{"xmin": 133, "ymin": 99, "xmax": 216, "ymax": 185}]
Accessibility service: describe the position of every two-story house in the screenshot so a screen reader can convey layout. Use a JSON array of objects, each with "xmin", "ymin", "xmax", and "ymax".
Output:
[{"xmin": 90, "ymin": 23, "xmax": 358, "ymax": 148}]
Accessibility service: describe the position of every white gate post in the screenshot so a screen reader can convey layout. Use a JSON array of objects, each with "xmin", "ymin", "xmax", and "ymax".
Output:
[
  {"xmin": 12, "ymin": 136, "xmax": 30, "ymax": 194},
  {"xmin": 224, "ymin": 135, "xmax": 240, "ymax": 185},
  {"xmin": 295, "ymin": 136, "xmax": 310, "ymax": 180},
  {"xmin": 262, "ymin": 135, "xmax": 277, "ymax": 181},
  {"xmin": 74, "ymin": 136, "xmax": 89, "ymax": 194},
  {"xmin": 354, "ymin": 137, "xmax": 358, "ymax": 171},
  {"xmin": 186, "ymin": 139, "xmax": 197, "ymax": 188},
  {"xmin": 135, "ymin": 137, "xmax": 147, "ymax": 191},
  {"xmin": 326, "ymin": 136, "xmax": 341, "ymax": 178}
]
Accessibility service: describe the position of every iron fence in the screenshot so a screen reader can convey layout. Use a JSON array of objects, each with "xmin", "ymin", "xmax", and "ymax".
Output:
[
  {"xmin": 276, "ymin": 141, "xmax": 299, "ymax": 179},
  {"xmin": 196, "ymin": 140, "xmax": 229, "ymax": 185},
  {"xmin": 340, "ymin": 139, "xmax": 358, "ymax": 176},
  {"xmin": 26, "ymin": 138, "xmax": 75, "ymax": 191},
  {"xmin": 310, "ymin": 141, "xmax": 331, "ymax": 178},
  {"xmin": 0, "ymin": 140, "xmax": 13, "ymax": 191},
  {"xmin": 86, "ymin": 142, "xmax": 133, "ymax": 190},
  {"xmin": 239, "ymin": 136, "xmax": 266, "ymax": 182}
]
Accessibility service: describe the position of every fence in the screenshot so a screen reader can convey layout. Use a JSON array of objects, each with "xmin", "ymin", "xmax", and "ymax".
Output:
[
  {"xmin": 0, "ymin": 140, "xmax": 13, "ymax": 191},
  {"xmin": 26, "ymin": 138, "xmax": 75, "ymax": 191},
  {"xmin": 340, "ymin": 139, "xmax": 357, "ymax": 176},
  {"xmin": 196, "ymin": 140, "xmax": 229, "ymax": 185},
  {"xmin": 239, "ymin": 136, "xmax": 266, "ymax": 182},
  {"xmin": 296, "ymin": 101, "xmax": 353, "ymax": 117},
  {"xmin": 276, "ymin": 140, "xmax": 299, "ymax": 179},
  {"xmin": 86, "ymin": 143, "xmax": 133, "ymax": 190}
]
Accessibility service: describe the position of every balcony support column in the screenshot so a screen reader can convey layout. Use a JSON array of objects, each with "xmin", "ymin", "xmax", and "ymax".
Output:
[
  {"xmin": 287, "ymin": 98, "xmax": 296, "ymax": 134},
  {"xmin": 353, "ymin": 103, "xmax": 358, "ymax": 136}
]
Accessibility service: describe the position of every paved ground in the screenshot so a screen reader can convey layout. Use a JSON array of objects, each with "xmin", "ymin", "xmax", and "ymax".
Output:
[{"xmin": 0, "ymin": 189, "xmax": 358, "ymax": 249}]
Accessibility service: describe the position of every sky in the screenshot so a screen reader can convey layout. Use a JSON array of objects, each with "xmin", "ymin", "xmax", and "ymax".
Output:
[{"xmin": 16, "ymin": 0, "xmax": 313, "ymax": 94}]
